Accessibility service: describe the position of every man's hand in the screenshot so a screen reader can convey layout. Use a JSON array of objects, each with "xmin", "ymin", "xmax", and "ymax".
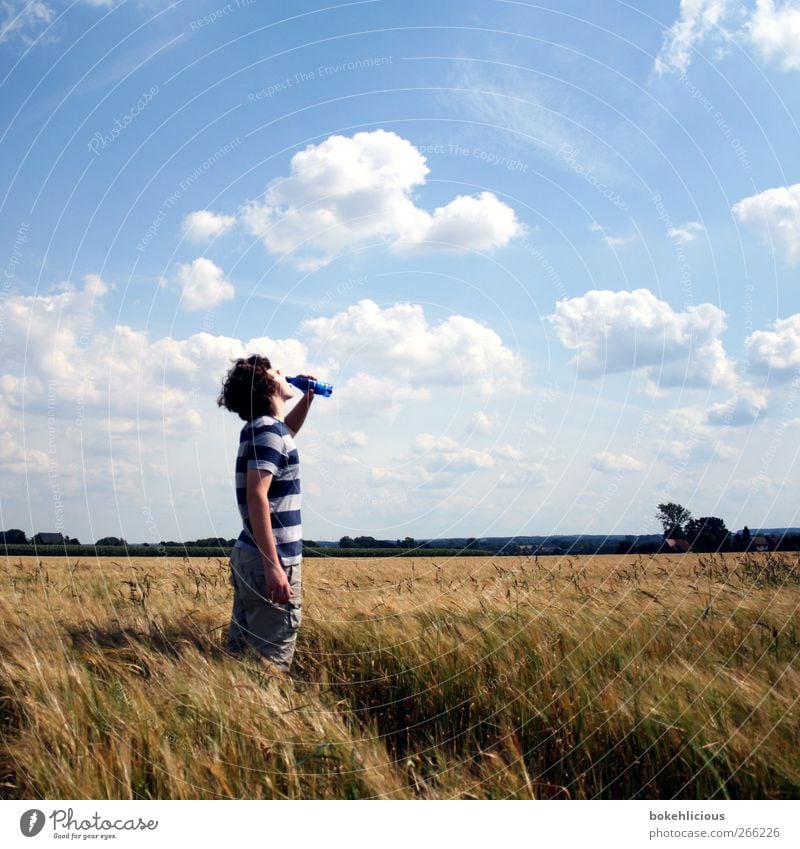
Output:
[
  {"xmin": 295, "ymin": 374, "xmax": 317, "ymax": 399},
  {"xmin": 285, "ymin": 374, "xmax": 316, "ymax": 435},
  {"xmin": 263, "ymin": 561, "xmax": 293, "ymax": 604},
  {"xmin": 246, "ymin": 467, "xmax": 292, "ymax": 604}
]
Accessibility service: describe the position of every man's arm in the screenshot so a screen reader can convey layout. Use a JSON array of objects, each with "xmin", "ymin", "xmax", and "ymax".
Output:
[
  {"xmin": 246, "ymin": 467, "xmax": 293, "ymax": 604},
  {"xmin": 284, "ymin": 376, "xmax": 315, "ymax": 436}
]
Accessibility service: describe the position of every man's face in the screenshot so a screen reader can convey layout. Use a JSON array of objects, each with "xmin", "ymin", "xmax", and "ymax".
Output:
[{"xmin": 267, "ymin": 367, "xmax": 295, "ymax": 401}]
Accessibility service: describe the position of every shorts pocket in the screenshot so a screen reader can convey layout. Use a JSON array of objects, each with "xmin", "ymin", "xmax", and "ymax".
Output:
[{"xmin": 288, "ymin": 600, "xmax": 302, "ymax": 630}]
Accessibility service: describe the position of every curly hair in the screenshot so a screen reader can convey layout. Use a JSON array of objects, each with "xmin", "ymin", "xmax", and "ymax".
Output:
[{"xmin": 217, "ymin": 354, "xmax": 278, "ymax": 421}]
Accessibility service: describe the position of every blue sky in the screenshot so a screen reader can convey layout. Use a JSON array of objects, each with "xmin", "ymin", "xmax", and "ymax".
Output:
[{"xmin": 2, "ymin": 0, "xmax": 800, "ymax": 544}]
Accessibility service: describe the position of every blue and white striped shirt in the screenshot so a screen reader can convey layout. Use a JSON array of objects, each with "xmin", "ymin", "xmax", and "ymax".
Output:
[{"xmin": 234, "ymin": 416, "xmax": 302, "ymax": 567}]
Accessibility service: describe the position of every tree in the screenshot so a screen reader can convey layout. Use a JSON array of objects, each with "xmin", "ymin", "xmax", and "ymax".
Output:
[
  {"xmin": 685, "ymin": 517, "xmax": 729, "ymax": 552},
  {"xmin": 0, "ymin": 529, "xmax": 28, "ymax": 544},
  {"xmin": 656, "ymin": 502, "xmax": 692, "ymax": 539},
  {"xmin": 339, "ymin": 536, "xmax": 355, "ymax": 548},
  {"xmin": 96, "ymin": 536, "xmax": 126, "ymax": 546},
  {"xmin": 616, "ymin": 536, "xmax": 635, "ymax": 554}
]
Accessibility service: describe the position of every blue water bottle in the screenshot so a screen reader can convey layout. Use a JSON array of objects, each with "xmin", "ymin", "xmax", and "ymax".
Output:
[{"xmin": 286, "ymin": 375, "xmax": 334, "ymax": 397}]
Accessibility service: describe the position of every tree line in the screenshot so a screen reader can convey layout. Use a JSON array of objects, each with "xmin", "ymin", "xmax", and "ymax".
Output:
[{"xmin": 650, "ymin": 502, "xmax": 790, "ymax": 553}]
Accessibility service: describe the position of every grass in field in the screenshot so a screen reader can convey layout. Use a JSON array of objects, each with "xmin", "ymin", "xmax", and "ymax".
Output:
[{"xmin": 0, "ymin": 551, "xmax": 798, "ymax": 799}]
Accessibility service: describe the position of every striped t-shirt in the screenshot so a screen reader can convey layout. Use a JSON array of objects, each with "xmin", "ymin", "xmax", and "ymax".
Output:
[{"xmin": 234, "ymin": 415, "xmax": 302, "ymax": 567}]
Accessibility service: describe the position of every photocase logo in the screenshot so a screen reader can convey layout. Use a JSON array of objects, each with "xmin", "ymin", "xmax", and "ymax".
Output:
[{"xmin": 19, "ymin": 809, "xmax": 46, "ymax": 837}]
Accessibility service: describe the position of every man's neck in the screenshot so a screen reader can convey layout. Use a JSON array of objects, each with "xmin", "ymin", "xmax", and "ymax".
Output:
[{"xmin": 270, "ymin": 396, "xmax": 286, "ymax": 421}]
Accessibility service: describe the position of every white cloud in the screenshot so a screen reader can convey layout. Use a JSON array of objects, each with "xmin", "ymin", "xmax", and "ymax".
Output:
[
  {"xmin": 301, "ymin": 299, "xmax": 524, "ymax": 395},
  {"xmin": 748, "ymin": 0, "xmax": 800, "ymax": 70},
  {"xmin": 656, "ymin": 0, "xmax": 800, "ymax": 74},
  {"xmin": 590, "ymin": 222, "xmax": 636, "ymax": 248},
  {"xmin": 175, "ymin": 257, "xmax": 235, "ymax": 311},
  {"xmin": 182, "ymin": 210, "xmax": 236, "ymax": 242},
  {"xmin": 654, "ymin": 0, "xmax": 734, "ymax": 75},
  {"xmin": 591, "ymin": 451, "xmax": 645, "ymax": 472},
  {"xmin": 328, "ymin": 430, "xmax": 368, "ymax": 448},
  {"xmin": 0, "ymin": 430, "xmax": 49, "ymax": 474},
  {"xmin": 241, "ymin": 130, "xmax": 522, "ymax": 269},
  {"xmin": 732, "ymin": 183, "xmax": 800, "ymax": 264},
  {"xmin": 406, "ymin": 434, "xmax": 545, "ymax": 489},
  {"xmin": 668, "ymin": 221, "xmax": 705, "ymax": 244},
  {"xmin": 0, "ymin": 1, "xmax": 159, "ymax": 48},
  {"xmin": 396, "ymin": 191, "xmax": 523, "ymax": 255},
  {"xmin": 727, "ymin": 473, "xmax": 789, "ymax": 495},
  {"xmin": 548, "ymin": 288, "xmax": 735, "ymax": 390},
  {"xmin": 0, "ymin": 273, "xmax": 109, "ymax": 380},
  {"xmin": 369, "ymin": 465, "xmax": 421, "ymax": 484},
  {"xmin": 666, "ymin": 437, "xmax": 737, "ymax": 462},
  {"xmin": 747, "ymin": 312, "xmax": 800, "ymax": 379},
  {"xmin": 334, "ymin": 373, "xmax": 432, "ymax": 423},
  {"xmin": 706, "ymin": 386, "xmax": 769, "ymax": 424},
  {"xmin": 658, "ymin": 406, "xmax": 737, "ymax": 463},
  {"xmin": 466, "ymin": 411, "xmax": 500, "ymax": 435},
  {"xmin": 494, "ymin": 442, "xmax": 547, "ymax": 486},
  {"xmin": 414, "ymin": 433, "xmax": 495, "ymax": 473},
  {"xmin": 0, "ymin": 274, "xmax": 307, "ymax": 424},
  {"xmin": 0, "ymin": 1, "xmax": 54, "ymax": 46}
]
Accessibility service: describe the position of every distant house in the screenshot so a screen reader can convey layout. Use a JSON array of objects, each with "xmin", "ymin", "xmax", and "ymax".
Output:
[
  {"xmin": 33, "ymin": 532, "xmax": 65, "ymax": 545},
  {"xmin": 663, "ymin": 538, "xmax": 690, "ymax": 553},
  {"xmin": 751, "ymin": 535, "xmax": 771, "ymax": 552},
  {"xmin": 517, "ymin": 544, "xmax": 536, "ymax": 554}
]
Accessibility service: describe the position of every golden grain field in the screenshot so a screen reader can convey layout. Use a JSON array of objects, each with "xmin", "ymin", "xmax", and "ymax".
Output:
[{"xmin": 1, "ymin": 551, "xmax": 798, "ymax": 799}]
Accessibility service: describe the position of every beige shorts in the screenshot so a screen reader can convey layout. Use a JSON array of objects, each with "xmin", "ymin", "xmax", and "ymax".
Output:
[{"xmin": 227, "ymin": 545, "xmax": 302, "ymax": 673}]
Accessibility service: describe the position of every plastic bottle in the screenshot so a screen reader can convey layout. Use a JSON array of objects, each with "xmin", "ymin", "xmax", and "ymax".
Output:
[{"xmin": 286, "ymin": 375, "xmax": 334, "ymax": 397}]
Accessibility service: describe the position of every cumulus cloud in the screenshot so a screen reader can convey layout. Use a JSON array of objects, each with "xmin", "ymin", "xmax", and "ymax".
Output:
[
  {"xmin": 0, "ymin": 431, "xmax": 49, "ymax": 475},
  {"xmin": 397, "ymin": 191, "xmax": 522, "ymax": 254},
  {"xmin": 748, "ymin": 0, "xmax": 800, "ymax": 70},
  {"xmin": 333, "ymin": 373, "xmax": 432, "ymax": 423},
  {"xmin": 175, "ymin": 257, "xmax": 235, "ymax": 311},
  {"xmin": 0, "ymin": 273, "xmax": 109, "ymax": 380},
  {"xmin": 369, "ymin": 465, "xmax": 420, "ymax": 483},
  {"xmin": 493, "ymin": 442, "xmax": 547, "ymax": 487},
  {"xmin": 414, "ymin": 433, "xmax": 494, "ymax": 473},
  {"xmin": 654, "ymin": 0, "xmax": 734, "ymax": 75},
  {"xmin": 302, "ymin": 298, "xmax": 524, "ymax": 394},
  {"xmin": 0, "ymin": 274, "xmax": 309, "ymax": 425},
  {"xmin": 747, "ymin": 312, "xmax": 800, "ymax": 379},
  {"xmin": 182, "ymin": 210, "xmax": 236, "ymax": 242},
  {"xmin": 328, "ymin": 430, "xmax": 368, "ymax": 448},
  {"xmin": 591, "ymin": 451, "xmax": 645, "ymax": 472},
  {"xmin": 466, "ymin": 411, "xmax": 500, "ymax": 435},
  {"xmin": 241, "ymin": 130, "xmax": 522, "ymax": 269},
  {"xmin": 547, "ymin": 288, "xmax": 735, "ymax": 390},
  {"xmin": 706, "ymin": 386, "xmax": 770, "ymax": 425},
  {"xmin": 414, "ymin": 433, "xmax": 546, "ymax": 487},
  {"xmin": 669, "ymin": 221, "xmax": 705, "ymax": 244},
  {"xmin": 590, "ymin": 222, "xmax": 636, "ymax": 248},
  {"xmin": 407, "ymin": 435, "xmax": 545, "ymax": 488},
  {"xmin": 656, "ymin": 0, "xmax": 800, "ymax": 74},
  {"xmin": 733, "ymin": 183, "xmax": 800, "ymax": 264},
  {"xmin": 658, "ymin": 406, "xmax": 737, "ymax": 463}
]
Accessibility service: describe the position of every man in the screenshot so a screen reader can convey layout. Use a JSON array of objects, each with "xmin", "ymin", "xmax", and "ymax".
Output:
[{"xmin": 217, "ymin": 354, "xmax": 316, "ymax": 674}]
